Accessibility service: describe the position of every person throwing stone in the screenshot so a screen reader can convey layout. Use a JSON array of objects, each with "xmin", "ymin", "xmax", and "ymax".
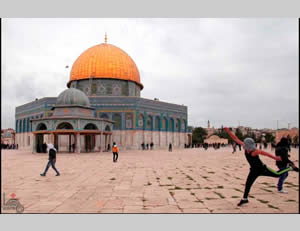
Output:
[
  {"xmin": 40, "ymin": 143, "xmax": 60, "ymax": 176},
  {"xmin": 224, "ymin": 127, "xmax": 298, "ymax": 206}
]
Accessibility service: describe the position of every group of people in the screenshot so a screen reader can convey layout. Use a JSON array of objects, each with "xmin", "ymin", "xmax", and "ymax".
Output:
[
  {"xmin": 224, "ymin": 127, "xmax": 298, "ymax": 206},
  {"xmin": 191, "ymin": 143, "xmax": 228, "ymax": 149},
  {"xmin": 141, "ymin": 142, "xmax": 154, "ymax": 150},
  {"xmin": 1, "ymin": 143, "xmax": 18, "ymax": 149},
  {"xmin": 39, "ymin": 128, "xmax": 298, "ymax": 209}
]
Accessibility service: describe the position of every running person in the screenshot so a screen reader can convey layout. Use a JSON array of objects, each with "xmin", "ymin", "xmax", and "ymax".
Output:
[
  {"xmin": 224, "ymin": 127, "xmax": 298, "ymax": 206},
  {"xmin": 275, "ymin": 137, "xmax": 299, "ymax": 193}
]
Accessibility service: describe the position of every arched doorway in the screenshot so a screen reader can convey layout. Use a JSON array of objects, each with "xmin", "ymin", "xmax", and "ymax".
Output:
[
  {"xmin": 56, "ymin": 122, "xmax": 74, "ymax": 152},
  {"xmin": 84, "ymin": 123, "xmax": 98, "ymax": 152},
  {"xmin": 104, "ymin": 125, "xmax": 112, "ymax": 151},
  {"xmin": 36, "ymin": 123, "xmax": 47, "ymax": 153}
]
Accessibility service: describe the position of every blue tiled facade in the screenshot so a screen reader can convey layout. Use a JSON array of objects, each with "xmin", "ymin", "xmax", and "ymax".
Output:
[{"xmin": 16, "ymin": 96, "xmax": 188, "ymax": 133}]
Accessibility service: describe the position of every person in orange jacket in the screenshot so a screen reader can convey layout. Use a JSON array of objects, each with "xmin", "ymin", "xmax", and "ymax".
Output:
[
  {"xmin": 112, "ymin": 142, "xmax": 119, "ymax": 162},
  {"xmin": 223, "ymin": 127, "xmax": 298, "ymax": 206}
]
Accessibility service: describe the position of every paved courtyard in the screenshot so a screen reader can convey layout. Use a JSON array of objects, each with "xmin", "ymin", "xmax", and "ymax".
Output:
[{"xmin": 1, "ymin": 147, "xmax": 299, "ymax": 213}]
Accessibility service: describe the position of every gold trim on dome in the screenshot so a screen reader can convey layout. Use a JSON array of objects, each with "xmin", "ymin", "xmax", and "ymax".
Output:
[{"xmin": 68, "ymin": 43, "xmax": 143, "ymax": 89}]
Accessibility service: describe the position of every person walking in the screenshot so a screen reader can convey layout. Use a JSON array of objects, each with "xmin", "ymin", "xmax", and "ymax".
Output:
[
  {"xmin": 40, "ymin": 144, "xmax": 60, "ymax": 176},
  {"xmin": 224, "ymin": 127, "xmax": 297, "ymax": 206},
  {"xmin": 112, "ymin": 142, "xmax": 119, "ymax": 162},
  {"xmin": 275, "ymin": 137, "xmax": 298, "ymax": 193}
]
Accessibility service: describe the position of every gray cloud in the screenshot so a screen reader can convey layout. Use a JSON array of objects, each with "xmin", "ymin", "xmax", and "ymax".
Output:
[{"xmin": 1, "ymin": 18, "xmax": 298, "ymax": 130}]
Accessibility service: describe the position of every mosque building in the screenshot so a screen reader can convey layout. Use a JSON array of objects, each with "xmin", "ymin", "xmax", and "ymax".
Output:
[{"xmin": 15, "ymin": 36, "xmax": 192, "ymax": 153}]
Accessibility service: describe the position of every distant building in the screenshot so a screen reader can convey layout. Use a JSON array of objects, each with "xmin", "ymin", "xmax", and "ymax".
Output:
[
  {"xmin": 1, "ymin": 128, "xmax": 15, "ymax": 145},
  {"xmin": 15, "ymin": 37, "xmax": 192, "ymax": 152},
  {"xmin": 206, "ymin": 120, "xmax": 215, "ymax": 137},
  {"xmin": 236, "ymin": 126, "xmax": 252, "ymax": 136},
  {"xmin": 204, "ymin": 135, "xmax": 228, "ymax": 144}
]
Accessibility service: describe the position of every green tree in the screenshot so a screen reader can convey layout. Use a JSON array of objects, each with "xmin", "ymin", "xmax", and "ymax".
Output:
[
  {"xmin": 215, "ymin": 127, "xmax": 234, "ymax": 144},
  {"xmin": 192, "ymin": 127, "xmax": 207, "ymax": 144},
  {"xmin": 235, "ymin": 128, "xmax": 244, "ymax": 141},
  {"xmin": 265, "ymin": 132, "xmax": 275, "ymax": 143}
]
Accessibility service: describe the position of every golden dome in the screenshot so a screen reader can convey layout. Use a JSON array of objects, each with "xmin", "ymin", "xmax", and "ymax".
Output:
[{"xmin": 68, "ymin": 43, "xmax": 143, "ymax": 89}]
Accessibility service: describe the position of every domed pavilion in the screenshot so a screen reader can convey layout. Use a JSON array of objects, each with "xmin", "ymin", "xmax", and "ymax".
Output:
[
  {"xmin": 15, "ymin": 35, "xmax": 192, "ymax": 153},
  {"xmin": 31, "ymin": 88, "xmax": 113, "ymax": 153}
]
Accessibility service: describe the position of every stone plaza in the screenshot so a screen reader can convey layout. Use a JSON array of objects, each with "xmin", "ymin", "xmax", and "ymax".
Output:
[{"xmin": 1, "ymin": 147, "xmax": 299, "ymax": 213}]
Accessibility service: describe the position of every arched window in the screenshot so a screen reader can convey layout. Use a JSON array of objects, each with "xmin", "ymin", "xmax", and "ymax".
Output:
[
  {"xmin": 169, "ymin": 118, "xmax": 175, "ymax": 132},
  {"xmin": 16, "ymin": 120, "xmax": 19, "ymax": 133},
  {"xmin": 113, "ymin": 114, "xmax": 122, "ymax": 130},
  {"xmin": 176, "ymin": 119, "xmax": 181, "ymax": 132},
  {"xmin": 84, "ymin": 123, "xmax": 98, "ymax": 130},
  {"xmin": 23, "ymin": 119, "xmax": 26, "ymax": 133},
  {"xmin": 155, "ymin": 116, "xmax": 160, "ymax": 131},
  {"xmin": 182, "ymin": 119, "xmax": 186, "ymax": 132},
  {"xmin": 147, "ymin": 115, "xmax": 153, "ymax": 130},
  {"xmin": 138, "ymin": 114, "xmax": 144, "ymax": 129},
  {"xmin": 162, "ymin": 117, "xmax": 167, "ymax": 131},
  {"xmin": 57, "ymin": 122, "xmax": 73, "ymax": 130},
  {"xmin": 30, "ymin": 117, "xmax": 34, "ymax": 131},
  {"xmin": 105, "ymin": 125, "xmax": 111, "ymax": 131},
  {"xmin": 125, "ymin": 113, "xmax": 133, "ymax": 129},
  {"xmin": 19, "ymin": 120, "xmax": 22, "ymax": 133},
  {"xmin": 36, "ymin": 123, "xmax": 47, "ymax": 131},
  {"xmin": 26, "ymin": 118, "xmax": 30, "ymax": 132}
]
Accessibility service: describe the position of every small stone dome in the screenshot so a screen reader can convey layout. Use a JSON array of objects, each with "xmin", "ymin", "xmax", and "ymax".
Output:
[{"xmin": 56, "ymin": 88, "xmax": 90, "ymax": 107}]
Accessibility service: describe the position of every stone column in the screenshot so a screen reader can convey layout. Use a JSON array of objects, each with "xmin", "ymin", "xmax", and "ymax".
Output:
[
  {"xmin": 109, "ymin": 134, "xmax": 112, "ymax": 148},
  {"xmin": 69, "ymin": 134, "xmax": 72, "ymax": 152},
  {"xmin": 104, "ymin": 134, "xmax": 107, "ymax": 151},
  {"xmin": 99, "ymin": 133, "xmax": 102, "ymax": 152},
  {"xmin": 76, "ymin": 133, "xmax": 81, "ymax": 153},
  {"xmin": 159, "ymin": 131, "xmax": 163, "ymax": 149},
  {"xmin": 32, "ymin": 134, "xmax": 36, "ymax": 153},
  {"xmin": 93, "ymin": 134, "xmax": 96, "ymax": 152}
]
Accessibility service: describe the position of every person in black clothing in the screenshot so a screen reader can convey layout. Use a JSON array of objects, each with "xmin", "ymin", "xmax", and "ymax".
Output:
[
  {"xmin": 40, "ymin": 144, "xmax": 60, "ymax": 176},
  {"xmin": 286, "ymin": 135, "xmax": 292, "ymax": 152},
  {"xmin": 238, "ymin": 144, "xmax": 241, "ymax": 151},
  {"xmin": 224, "ymin": 127, "xmax": 297, "ymax": 206},
  {"xmin": 150, "ymin": 142, "xmax": 154, "ymax": 150},
  {"xmin": 275, "ymin": 137, "xmax": 298, "ymax": 193},
  {"xmin": 168, "ymin": 143, "xmax": 172, "ymax": 152}
]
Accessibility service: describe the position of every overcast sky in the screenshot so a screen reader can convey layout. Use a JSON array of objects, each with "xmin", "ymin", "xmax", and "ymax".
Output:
[{"xmin": 1, "ymin": 18, "xmax": 299, "ymax": 130}]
